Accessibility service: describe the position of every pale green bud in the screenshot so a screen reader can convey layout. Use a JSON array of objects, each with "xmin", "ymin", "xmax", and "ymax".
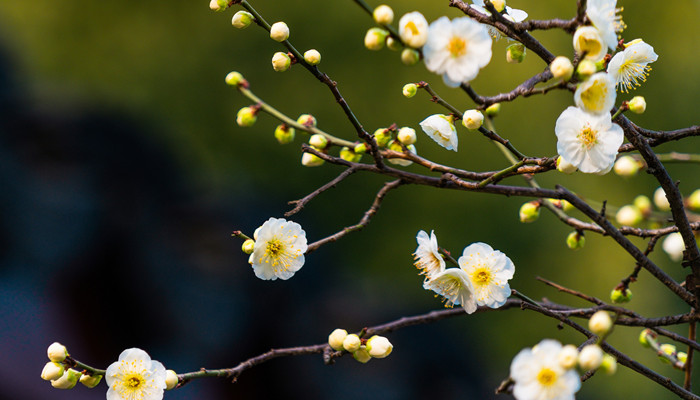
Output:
[
  {"xmin": 373, "ymin": 5, "xmax": 394, "ymax": 25},
  {"xmin": 309, "ymin": 134, "xmax": 328, "ymax": 149},
  {"xmin": 373, "ymin": 128, "xmax": 392, "ymax": 148},
  {"xmin": 340, "ymin": 147, "xmax": 362, "ymax": 163},
  {"xmin": 365, "ymin": 28, "xmax": 389, "ymax": 51},
  {"xmin": 272, "ymin": 52, "xmax": 291, "ymax": 72},
  {"xmin": 462, "ymin": 109, "xmax": 483, "ymax": 130},
  {"xmin": 577, "ymin": 59, "xmax": 597, "ymax": 78},
  {"xmin": 639, "ymin": 329, "xmax": 653, "ymax": 348},
  {"xmin": 589, "ymin": 310, "xmax": 613, "ymax": 336},
  {"xmin": 402, "ymin": 83, "xmax": 418, "ymax": 98},
  {"xmin": 600, "ymin": 354, "xmax": 617, "ymax": 375},
  {"xmin": 566, "ymin": 231, "xmax": 585, "ymax": 250},
  {"xmin": 610, "ymin": 287, "xmax": 632, "ymax": 303},
  {"xmin": 519, "ymin": 201, "xmax": 540, "ymax": 223},
  {"xmin": 366, "ymin": 335, "xmax": 393, "ymax": 358},
  {"xmin": 301, "ymin": 152, "xmax": 325, "ymax": 167},
  {"xmin": 688, "ymin": 189, "xmax": 700, "ymax": 211},
  {"xmin": 225, "ymin": 71, "xmax": 246, "ymax": 87},
  {"xmin": 269, "ymin": 21, "xmax": 290, "ymax": 42},
  {"xmin": 303, "ymin": 49, "xmax": 321, "ymax": 66},
  {"xmin": 387, "ymin": 141, "xmax": 416, "ymax": 166},
  {"xmin": 354, "ymin": 143, "xmax": 368, "ymax": 154},
  {"xmin": 397, "ymin": 127, "xmax": 417, "ymax": 145},
  {"xmin": 613, "ymin": 155, "xmax": 640, "ymax": 177},
  {"xmin": 79, "ymin": 373, "xmax": 102, "ymax": 388},
  {"xmin": 633, "ymin": 195, "xmax": 652, "ymax": 216},
  {"xmin": 629, "ymin": 96, "xmax": 646, "ymax": 114},
  {"xmin": 236, "ymin": 107, "xmax": 257, "ymax": 127},
  {"xmin": 484, "ymin": 103, "xmax": 501, "ymax": 117},
  {"xmin": 51, "ymin": 368, "xmax": 81, "ymax": 389},
  {"xmin": 165, "ymin": 370, "xmax": 179, "ymax": 390},
  {"xmin": 401, "ymin": 48, "xmax": 420, "ymax": 65},
  {"xmin": 578, "ymin": 344, "xmax": 603, "ymax": 370},
  {"xmin": 231, "ymin": 11, "xmax": 253, "ymax": 29},
  {"xmin": 41, "ymin": 362, "xmax": 65, "ymax": 381},
  {"xmin": 328, "ymin": 328, "xmax": 348, "ymax": 351},
  {"xmin": 209, "ymin": 0, "xmax": 227, "ymax": 12},
  {"xmin": 615, "ymin": 205, "xmax": 642, "ymax": 226},
  {"xmin": 274, "ymin": 124, "xmax": 295, "ymax": 145},
  {"xmin": 242, "ymin": 239, "xmax": 255, "ymax": 254},
  {"xmin": 297, "ymin": 114, "xmax": 317, "ymax": 128},
  {"xmin": 678, "ymin": 352, "xmax": 688, "ymax": 365},
  {"xmin": 343, "ymin": 333, "xmax": 361, "ymax": 353},
  {"xmin": 558, "ymin": 345, "xmax": 579, "ymax": 370},
  {"xmin": 557, "ymin": 156, "xmax": 577, "ymax": 174},
  {"xmin": 550, "ymin": 56, "xmax": 574, "ymax": 80},
  {"xmin": 491, "ymin": 0, "xmax": 506, "ymax": 12},
  {"xmin": 386, "ymin": 36, "xmax": 402, "ymax": 51},
  {"xmin": 506, "ymin": 43, "xmax": 526, "ymax": 63},
  {"xmin": 653, "ymin": 187, "xmax": 671, "ymax": 211},
  {"xmin": 659, "ymin": 344, "xmax": 677, "ymax": 364},
  {"xmin": 47, "ymin": 342, "xmax": 68, "ymax": 362},
  {"xmin": 353, "ymin": 346, "xmax": 372, "ymax": 364}
]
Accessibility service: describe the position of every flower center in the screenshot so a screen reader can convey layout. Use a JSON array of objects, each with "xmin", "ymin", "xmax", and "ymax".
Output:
[
  {"xmin": 471, "ymin": 267, "xmax": 491, "ymax": 286},
  {"xmin": 577, "ymin": 124, "xmax": 598, "ymax": 150},
  {"xmin": 433, "ymin": 277, "xmax": 462, "ymax": 307},
  {"xmin": 447, "ymin": 36, "xmax": 467, "ymax": 57},
  {"xmin": 537, "ymin": 368, "xmax": 557, "ymax": 386},
  {"xmin": 124, "ymin": 374, "xmax": 144, "ymax": 389},
  {"xmin": 580, "ymin": 80, "xmax": 608, "ymax": 112},
  {"xmin": 580, "ymin": 35, "xmax": 601, "ymax": 57},
  {"xmin": 266, "ymin": 239, "xmax": 283, "ymax": 256},
  {"xmin": 405, "ymin": 21, "xmax": 419, "ymax": 36}
]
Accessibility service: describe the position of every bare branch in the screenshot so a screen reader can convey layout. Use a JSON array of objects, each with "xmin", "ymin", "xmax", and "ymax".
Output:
[{"xmin": 286, "ymin": 167, "xmax": 357, "ymax": 217}]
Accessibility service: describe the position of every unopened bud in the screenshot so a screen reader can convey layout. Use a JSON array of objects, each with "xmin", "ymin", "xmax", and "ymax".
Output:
[
  {"xmin": 506, "ymin": 43, "xmax": 526, "ymax": 63},
  {"xmin": 613, "ymin": 156, "xmax": 640, "ymax": 177},
  {"xmin": 397, "ymin": 127, "xmax": 417, "ymax": 145},
  {"xmin": 589, "ymin": 310, "xmax": 613, "ymax": 336},
  {"xmin": 303, "ymin": 49, "xmax": 321, "ymax": 66},
  {"xmin": 387, "ymin": 141, "xmax": 416, "ymax": 166},
  {"xmin": 41, "ymin": 362, "xmax": 65, "ymax": 381},
  {"xmin": 309, "ymin": 134, "xmax": 329, "ymax": 149},
  {"xmin": 558, "ymin": 345, "xmax": 579, "ymax": 370},
  {"xmin": 366, "ymin": 335, "xmax": 393, "ymax": 358},
  {"xmin": 79, "ymin": 373, "xmax": 102, "ymax": 388},
  {"xmin": 557, "ymin": 156, "xmax": 577, "ymax": 174},
  {"xmin": 47, "ymin": 342, "xmax": 68, "ymax": 362},
  {"xmin": 628, "ymin": 96, "xmax": 646, "ymax": 114},
  {"xmin": 578, "ymin": 344, "xmax": 603, "ymax": 370},
  {"xmin": 343, "ymin": 333, "xmax": 361, "ymax": 353},
  {"xmin": 269, "ymin": 22, "xmax": 290, "ymax": 42},
  {"xmin": 401, "ymin": 48, "xmax": 420, "ymax": 65},
  {"xmin": 386, "ymin": 36, "xmax": 402, "ymax": 51},
  {"xmin": 462, "ymin": 109, "xmax": 483, "ymax": 130},
  {"xmin": 236, "ymin": 107, "xmax": 257, "ymax": 127},
  {"xmin": 402, "ymin": 83, "xmax": 418, "ymax": 98},
  {"xmin": 340, "ymin": 147, "xmax": 362, "ymax": 163},
  {"xmin": 353, "ymin": 346, "xmax": 372, "ymax": 364},
  {"xmin": 232, "ymin": 11, "xmax": 254, "ymax": 29},
  {"xmin": 566, "ymin": 231, "xmax": 585, "ymax": 250},
  {"xmin": 297, "ymin": 114, "xmax": 317, "ymax": 128},
  {"xmin": 272, "ymin": 52, "xmax": 291, "ymax": 72},
  {"xmin": 301, "ymin": 152, "xmax": 325, "ymax": 167},
  {"xmin": 225, "ymin": 71, "xmax": 246, "ymax": 87},
  {"xmin": 491, "ymin": 0, "xmax": 506, "ymax": 12},
  {"xmin": 678, "ymin": 352, "xmax": 688, "ymax": 365},
  {"xmin": 484, "ymin": 103, "xmax": 501, "ymax": 117},
  {"xmin": 610, "ymin": 287, "xmax": 632, "ymax": 303},
  {"xmin": 659, "ymin": 344, "xmax": 677, "ymax": 364},
  {"xmin": 639, "ymin": 329, "xmax": 653, "ymax": 348},
  {"xmin": 365, "ymin": 28, "xmax": 389, "ymax": 51},
  {"xmin": 165, "ymin": 370, "xmax": 179, "ymax": 390},
  {"xmin": 328, "ymin": 328, "xmax": 348, "ymax": 351},
  {"xmin": 662, "ymin": 232, "xmax": 685, "ymax": 262},
  {"xmin": 519, "ymin": 201, "xmax": 540, "ymax": 223},
  {"xmin": 687, "ymin": 189, "xmax": 700, "ymax": 211},
  {"xmin": 209, "ymin": 0, "xmax": 227, "ymax": 12},
  {"xmin": 633, "ymin": 195, "xmax": 652, "ymax": 216},
  {"xmin": 242, "ymin": 239, "xmax": 255, "ymax": 254},
  {"xmin": 600, "ymin": 354, "xmax": 617, "ymax": 375},
  {"xmin": 615, "ymin": 205, "xmax": 642, "ymax": 226},
  {"xmin": 373, "ymin": 5, "xmax": 394, "ymax": 25},
  {"xmin": 354, "ymin": 143, "xmax": 368, "ymax": 154},
  {"xmin": 577, "ymin": 59, "xmax": 597, "ymax": 78},
  {"xmin": 653, "ymin": 187, "xmax": 671, "ymax": 211},
  {"xmin": 373, "ymin": 128, "xmax": 392, "ymax": 148},
  {"xmin": 550, "ymin": 56, "xmax": 574, "ymax": 80},
  {"xmin": 51, "ymin": 368, "xmax": 81, "ymax": 389},
  {"xmin": 274, "ymin": 124, "xmax": 295, "ymax": 145}
]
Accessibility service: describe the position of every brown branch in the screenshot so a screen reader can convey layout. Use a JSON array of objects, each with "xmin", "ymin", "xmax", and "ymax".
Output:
[
  {"xmin": 286, "ymin": 167, "xmax": 357, "ymax": 217},
  {"xmin": 536, "ymin": 276, "xmax": 604, "ymax": 305},
  {"xmin": 461, "ymin": 68, "xmax": 571, "ymax": 107}
]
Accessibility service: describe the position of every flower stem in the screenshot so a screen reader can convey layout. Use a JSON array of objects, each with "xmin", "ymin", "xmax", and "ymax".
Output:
[{"xmin": 64, "ymin": 356, "xmax": 106, "ymax": 376}]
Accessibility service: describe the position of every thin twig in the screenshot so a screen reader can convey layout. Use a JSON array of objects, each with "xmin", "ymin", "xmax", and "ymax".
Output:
[{"xmin": 286, "ymin": 167, "xmax": 358, "ymax": 217}]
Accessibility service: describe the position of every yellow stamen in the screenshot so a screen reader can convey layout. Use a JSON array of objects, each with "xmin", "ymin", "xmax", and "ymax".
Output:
[
  {"xmin": 537, "ymin": 368, "xmax": 557, "ymax": 386},
  {"xmin": 577, "ymin": 124, "xmax": 598, "ymax": 150},
  {"xmin": 447, "ymin": 36, "xmax": 467, "ymax": 57},
  {"xmin": 405, "ymin": 21, "xmax": 419, "ymax": 35}
]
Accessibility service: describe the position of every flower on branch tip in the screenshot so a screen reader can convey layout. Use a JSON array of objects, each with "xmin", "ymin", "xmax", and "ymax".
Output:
[
  {"xmin": 225, "ymin": 71, "xmax": 246, "ymax": 87},
  {"xmin": 566, "ymin": 231, "xmax": 585, "ymax": 250},
  {"xmin": 574, "ymin": 72, "xmax": 616, "ymax": 115},
  {"xmin": 269, "ymin": 22, "xmax": 290, "ymax": 42},
  {"xmin": 423, "ymin": 268, "xmax": 477, "ymax": 314},
  {"xmin": 328, "ymin": 329, "xmax": 348, "ymax": 351},
  {"xmin": 413, "ymin": 230, "xmax": 446, "ymax": 279},
  {"xmin": 47, "ymin": 342, "xmax": 68, "ymax": 362},
  {"xmin": 366, "ymin": 335, "xmax": 393, "ymax": 358},
  {"xmin": 510, "ymin": 339, "xmax": 581, "ymax": 400},
  {"xmin": 250, "ymin": 217, "xmax": 307, "ymax": 280},
  {"xmin": 232, "ymin": 11, "xmax": 254, "ymax": 29},
  {"xmin": 610, "ymin": 287, "xmax": 632, "ymax": 303},
  {"xmin": 373, "ymin": 5, "xmax": 394, "ymax": 25},
  {"xmin": 106, "ymin": 348, "xmax": 166, "ymax": 400},
  {"xmin": 662, "ymin": 232, "xmax": 685, "ymax": 262},
  {"xmin": 628, "ymin": 96, "xmax": 646, "ymax": 114},
  {"xmin": 586, "ymin": 0, "xmax": 625, "ymax": 51},
  {"xmin": 402, "ymin": 83, "xmax": 418, "ymax": 98},
  {"xmin": 420, "ymin": 114, "xmax": 458, "ymax": 151},
  {"xmin": 41, "ymin": 361, "xmax": 65, "ymax": 381},
  {"xmin": 555, "ymin": 106, "xmax": 623, "ymax": 174},
  {"xmin": 236, "ymin": 107, "xmax": 257, "ymax": 127},
  {"xmin": 422, "ymin": 17, "xmax": 492, "ymax": 87},
  {"xmin": 398, "ymin": 12, "xmax": 429, "ymax": 48},
  {"xmin": 573, "ymin": 26, "xmax": 607, "ymax": 62},
  {"xmin": 607, "ymin": 40, "xmax": 657, "ymax": 93},
  {"xmin": 458, "ymin": 242, "xmax": 514, "ymax": 309}
]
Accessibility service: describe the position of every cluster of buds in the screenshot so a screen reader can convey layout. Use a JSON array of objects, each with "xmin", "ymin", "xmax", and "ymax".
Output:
[
  {"xmin": 371, "ymin": 126, "xmax": 418, "ymax": 166},
  {"xmin": 556, "ymin": 342, "xmax": 616, "ymax": 375},
  {"xmin": 639, "ymin": 329, "xmax": 688, "ymax": 370},
  {"xmin": 328, "ymin": 329, "xmax": 393, "ymax": 363},
  {"xmin": 40, "ymin": 342, "xmax": 101, "ymax": 390},
  {"xmin": 361, "ymin": 6, "xmax": 424, "ymax": 66}
]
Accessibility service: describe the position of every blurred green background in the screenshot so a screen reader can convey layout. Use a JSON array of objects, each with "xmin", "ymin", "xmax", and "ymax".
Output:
[{"xmin": 0, "ymin": 0, "xmax": 699, "ymax": 399}]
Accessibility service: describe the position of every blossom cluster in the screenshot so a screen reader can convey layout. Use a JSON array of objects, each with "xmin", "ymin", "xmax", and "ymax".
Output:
[{"xmin": 328, "ymin": 329, "xmax": 394, "ymax": 363}]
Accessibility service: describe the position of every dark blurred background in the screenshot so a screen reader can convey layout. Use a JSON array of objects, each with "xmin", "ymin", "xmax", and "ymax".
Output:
[{"xmin": 1, "ymin": 1, "xmax": 699, "ymax": 399}]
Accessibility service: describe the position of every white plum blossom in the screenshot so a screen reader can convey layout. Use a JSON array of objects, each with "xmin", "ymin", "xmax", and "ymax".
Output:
[
  {"xmin": 586, "ymin": 0, "xmax": 625, "ymax": 50},
  {"xmin": 413, "ymin": 230, "xmax": 446, "ymax": 279},
  {"xmin": 470, "ymin": 0, "xmax": 528, "ymax": 39},
  {"xmin": 573, "ymin": 26, "xmax": 607, "ymax": 62},
  {"xmin": 607, "ymin": 40, "xmax": 658, "ymax": 92},
  {"xmin": 398, "ymin": 12, "xmax": 429, "ymax": 48},
  {"xmin": 574, "ymin": 72, "xmax": 617, "ymax": 115},
  {"xmin": 419, "ymin": 114, "xmax": 459, "ymax": 151},
  {"xmin": 250, "ymin": 217, "xmax": 308, "ymax": 280},
  {"xmin": 662, "ymin": 232, "xmax": 685, "ymax": 262},
  {"xmin": 422, "ymin": 16, "xmax": 492, "ymax": 87},
  {"xmin": 510, "ymin": 340, "xmax": 581, "ymax": 400},
  {"xmin": 458, "ymin": 242, "xmax": 514, "ymax": 308},
  {"xmin": 423, "ymin": 268, "xmax": 477, "ymax": 314},
  {"xmin": 555, "ymin": 106, "xmax": 624, "ymax": 174},
  {"xmin": 106, "ymin": 348, "xmax": 167, "ymax": 400}
]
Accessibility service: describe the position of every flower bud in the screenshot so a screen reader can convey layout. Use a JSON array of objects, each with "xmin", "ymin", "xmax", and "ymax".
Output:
[
  {"xmin": 274, "ymin": 124, "xmax": 295, "ymax": 145},
  {"xmin": 79, "ymin": 373, "xmax": 102, "ymax": 388},
  {"xmin": 491, "ymin": 0, "xmax": 506, "ymax": 12},
  {"xmin": 573, "ymin": 26, "xmax": 606, "ymax": 62},
  {"xmin": 354, "ymin": 143, "xmax": 368, "ymax": 154},
  {"xmin": 301, "ymin": 152, "xmax": 325, "ymax": 167},
  {"xmin": 576, "ymin": 59, "xmax": 597, "ymax": 78},
  {"xmin": 272, "ymin": 52, "xmax": 291, "ymax": 72},
  {"xmin": 506, "ymin": 43, "xmax": 526, "ymax": 63},
  {"xmin": 610, "ymin": 287, "xmax": 632, "ymax": 303},
  {"xmin": 402, "ymin": 83, "xmax": 418, "ymax": 98},
  {"xmin": 639, "ymin": 329, "xmax": 653, "ymax": 348},
  {"xmin": 662, "ymin": 232, "xmax": 685, "ymax": 262},
  {"xmin": 309, "ymin": 134, "xmax": 328, "ymax": 149},
  {"xmin": 613, "ymin": 156, "xmax": 640, "ymax": 177},
  {"xmin": 462, "ymin": 109, "xmax": 483, "ymax": 130},
  {"xmin": 303, "ymin": 49, "xmax": 321, "ymax": 66},
  {"xmin": 365, "ymin": 28, "xmax": 389, "ymax": 51},
  {"xmin": 653, "ymin": 187, "xmax": 671, "ymax": 211},
  {"xmin": 373, "ymin": 128, "xmax": 392, "ymax": 148},
  {"xmin": 600, "ymin": 354, "xmax": 617, "ymax": 375},
  {"xmin": 400, "ymin": 48, "xmax": 420, "ymax": 65},
  {"xmin": 297, "ymin": 114, "xmax": 317, "ymax": 128},
  {"xmin": 387, "ymin": 141, "xmax": 416, "ymax": 166},
  {"xmin": 397, "ymin": 127, "xmax": 417, "ymax": 145},
  {"xmin": 550, "ymin": 56, "xmax": 574, "ymax": 80},
  {"xmin": 566, "ymin": 231, "xmax": 585, "ymax": 250},
  {"xmin": 353, "ymin": 346, "xmax": 372, "ymax": 364},
  {"xmin": 51, "ymin": 368, "xmax": 81, "ymax": 389},
  {"xmin": 340, "ymin": 147, "xmax": 362, "ymax": 163},
  {"xmin": 628, "ymin": 96, "xmax": 646, "ymax": 114},
  {"xmin": 47, "ymin": 342, "xmax": 68, "ymax": 362},
  {"xmin": 41, "ymin": 362, "xmax": 65, "ymax": 381},
  {"xmin": 615, "ymin": 205, "xmax": 642, "ymax": 226},
  {"xmin": 578, "ymin": 344, "xmax": 604, "ymax": 370},
  {"xmin": 678, "ymin": 352, "xmax": 688, "ymax": 365},
  {"xmin": 366, "ymin": 335, "xmax": 393, "ymax": 358},
  {"xmin": 242, "ymin": 239, "xmax": 255, "ymax": 254},
  {"xmin": 225, "ymin": 71, "xmax": 245, "ymax": 87},
  {"xmin": 236, "ymin": 107, "xmax": 257, "ymax": 127},
  {"xmin": 519, "ymin": 201, "xmax": 540, "ymax": 223},
  {"xmin": 343, "ymin": 333, "xmax": 361, "ymax": 353},
  {"xmin": 557, "ymin": 156, "xmax": 577, "ymax": 174},
  {"xmin": 633, "ymin": 195, "xmax": 652, "ymax": 216},
  {"xmin": 165, "ymin": 370, "xmax": 179, "ymax": 390},
  {"xmin": 232, "ymin": 11, "xmax": 254, "ymax": 29},
  {"xmin": 659, "ymin": 344, "xmax": 677, "ymax": 364},
  {"xmin": 269, "ymin": 22, "xmax": 290, "ymax": 42},
  {"xmin": 209, "ymin": 0, "xmax": 227, "ymax": 12},
  {"xmin": 687, "ymin": 189, "xmax": 700, "ymax": 211},
  {"xmin": 373, "ymin": 5, "xmax": 394, "ymax": 25},
  {"xmin": 589, "ymin": 310, "xmax": 613, "ymax": 336},
  {"xmin": 386, "ymin": 36, "xmax": 402, "ymax": 51},
  {"xmin": 558, "ymin": 345, "xmax": 579, "ymax": 370},
  {"xmin": 328, "ymin": 328, "xmax": 348, "ymax": 351},
  {"xmin": 484, "ymin": 103, "xmax": 500, "ymax": 117}
]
